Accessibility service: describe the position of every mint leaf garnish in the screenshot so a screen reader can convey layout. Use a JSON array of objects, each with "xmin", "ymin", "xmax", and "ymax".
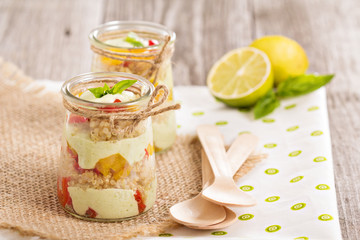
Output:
[
  {"xmin": 125, "ymin": 32, "xmax": 144, "ymax": 47},
  {"xmin": 253, "ymin": 89, "xmax": 280, "ymax": 119},
  {"xmin": 109, "ymin": 80, "xmax": 137, "ymax": 95},
  {"xmin": 277, "ymin": 74, "xmax": 334, "ymax": 97},
  {"xmin": 88, "ymin": 80, "xmax": 137, "ymax": 98},
  {"xmin": 89, "ymin": 86, "xmax": 107, "ymax": 98}
]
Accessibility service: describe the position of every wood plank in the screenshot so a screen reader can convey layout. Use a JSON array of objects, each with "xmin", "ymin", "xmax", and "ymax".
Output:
[
  {"xmin": 102, "ymin": 0, "xmax": 254, "ymax": 85},
  {"xmin": 327, "ymin": 91, "xmax": 360, "ymax": 239},
  {"xmin": 0, "ymin": 0, "xmax": 103, "ymax": 81}
]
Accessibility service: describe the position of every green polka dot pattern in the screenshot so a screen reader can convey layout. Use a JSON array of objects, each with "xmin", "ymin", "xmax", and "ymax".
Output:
[
  {"xmin": 285, "ymin": 104, "xmax": 297, "ymax": 109},
  {"xmin": 159, "ymin": 233, "xmax": 173, "ymax": 237},
  {"xmin": 265, "ymin": 225, "xmax": 281, "ymax": 233},
  {"xmin": 291, "ymin": 203, "xmax": 306, "ymax": 211},
  {"xmin": 287, "ymin": 125, "xmax": 299, "ymax": 132},
  {"xmin": 308, "ymin": 106, "xmax": 319, "ymax": 111},
  {"xmin": 264, "ymin": 143, "xmax": 277, "ymax": 148},
  {"xmin": 318, "ymin": 214, "xmax": 333, "ymax": 221},
  {"xmin": 262, "ymin": 118, "xmax": 275, "ymax": 123},
  {"xmin": 238, "ymin": 131, "xmax": 251, "ymax": 135},
  {"xmin": 211, "ymin": 231, "xmax": 227, "ymax": 236},
  {"xmin": 289, "ymin": 150, "xmax": 302, "ymax": 157},
  {"xmin": 316, "ymin": 184, "xmax": 330, "ymax": 190},
  {"xmin": 311, "ymin": 130, "xmax": 323, "ymax": 136},
  {"xmin": 265, "ymin": 196, "xmax": 280, "ymax": 202},
  {"xmin": 314, "ymin": 156, "xmax": 327, "ymax": 162},
  {"xmin": 240, "ymin": 185, "xmax": 254, "ymax": 191},
  {"xmin": 290, "ymin": 176, "xmax": 304, "ymax": 183},
  {"xmin": 238, "ymin": 214, "xmax": 254, "ymax": 221},
  {"xmin": 265, "ymin": 168, "xmax": 279, "ymax": 175},
  {"xmin": 192, "ymin": 111, "xmax": 204, "ymax": 116},
  {"xmin": 215, "ymin": 121, "xmax": 228, "ymax": 126}
]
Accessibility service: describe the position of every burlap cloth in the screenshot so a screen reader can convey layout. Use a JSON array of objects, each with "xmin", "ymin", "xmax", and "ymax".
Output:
[{"xmin": 0, "ymin": 58, "xmax": 262, "ymax": 240}]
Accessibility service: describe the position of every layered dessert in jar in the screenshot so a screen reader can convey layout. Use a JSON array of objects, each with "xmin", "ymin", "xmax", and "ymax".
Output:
[
  {"xmin": 89, "ymin": 21, "xmax": 177, "ymax": 152},
  {"xmin": 58, "ymin": 72, "xmax": 158, "ymax": 221}
]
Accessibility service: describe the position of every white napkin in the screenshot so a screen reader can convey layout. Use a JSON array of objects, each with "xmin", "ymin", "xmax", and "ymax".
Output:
[{"xmin": 163, "ymin": 86, "xmax": 342, "ymax": 240}]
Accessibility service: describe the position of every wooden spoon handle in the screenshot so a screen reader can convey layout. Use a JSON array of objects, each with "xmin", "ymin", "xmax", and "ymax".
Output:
[
  {"xmin": 227, "ymin": 133, "xmax": 259, "ymax": 175},
  {"xmin": 197, "ymin": 125, "xmax": 231, "ymax": 178},
  {"xmin": 201, "ymin": 150, "xmax": 213, "ymax": 189},
  {"xmin": 201, "ymin": 133, "xmax": 258, "ymax": 188}
]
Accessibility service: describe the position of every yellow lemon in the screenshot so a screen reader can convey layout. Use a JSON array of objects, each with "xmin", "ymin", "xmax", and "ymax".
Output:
[{"xmin": 250, "ymin": 35, "xmax": 309, "ymax": 85}]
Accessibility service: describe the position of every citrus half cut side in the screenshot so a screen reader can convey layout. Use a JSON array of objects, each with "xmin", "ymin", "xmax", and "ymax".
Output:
[{"xmin": 207, "ymin": 47, "xmax": 273, "ymax": 107}]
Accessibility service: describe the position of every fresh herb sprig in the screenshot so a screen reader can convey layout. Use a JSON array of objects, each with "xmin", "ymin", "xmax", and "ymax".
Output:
[
  {"xmin": 88, "ymin": 80, "xmax": 137, "ymax": 98},
  {"xmin": 253, "ymin": 74, "xmax": 334, "ymax": 119},
  {"xmin": 125, "ymin": 32, "xmax": 144, "ymax": 47}
]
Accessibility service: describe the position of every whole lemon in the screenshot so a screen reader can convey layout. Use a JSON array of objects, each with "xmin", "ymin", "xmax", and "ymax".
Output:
[{"xmin": 250, "ymin": 35, "xmax": 309, "ymax": 85}]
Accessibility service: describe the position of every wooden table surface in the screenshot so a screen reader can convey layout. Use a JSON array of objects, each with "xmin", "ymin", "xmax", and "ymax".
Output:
[{"xmin": 1, "ymin": 0, "xmax": 359, "ymax": 239}]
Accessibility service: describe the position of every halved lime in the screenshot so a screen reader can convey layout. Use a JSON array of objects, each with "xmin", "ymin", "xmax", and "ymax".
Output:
[{"xmin": 207, "ymin": 47, "xmax": 273, "ymax": 107}]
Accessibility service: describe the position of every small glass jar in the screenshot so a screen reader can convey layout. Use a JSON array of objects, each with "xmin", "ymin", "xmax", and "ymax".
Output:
[
  {"xmin": 58, "ymin": 72, "xmax": 156, "ymax": 221},
  {"xmin": 89, "ymin": 21, "xmax": 176, "ymax": 152}
]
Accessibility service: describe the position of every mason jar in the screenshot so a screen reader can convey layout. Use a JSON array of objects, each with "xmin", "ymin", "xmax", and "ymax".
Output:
[
  {"xmin": 58, "ymin": 72, "xmax": 157, "ymax": 221},
  {"xmin": 88, "ymin": 21, "xmax": 176, "ymax": 152}
]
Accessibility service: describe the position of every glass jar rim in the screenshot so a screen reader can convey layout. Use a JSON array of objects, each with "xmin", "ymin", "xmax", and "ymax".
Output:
[
  {"xmin": 88, "ymin": 20, "xmax": 176, "ymax": 51},
  {"xmin": 61, "ymin": 72, "xmax": 155, "ymax": 108}
]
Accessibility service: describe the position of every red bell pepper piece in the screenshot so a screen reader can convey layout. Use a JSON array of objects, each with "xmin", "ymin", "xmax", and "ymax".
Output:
[
  {"xmin": 67, "ymin": 144, "xmax": 85, "ymax": 174},
  {"xmin": 68, "ymin": 114, "xmax": 88, "ymax": 124},
  {"xmin": 148, "ymin": 40, "xmax": 156, "ymax": 46},
  {"xmin": 57, "ymin": 177, "xmax": 72, "ymax": 207},
  {"xmin": 85, "ymin": 207, "xmax": 97, "ymax": 218},
  {"xmin": 134, "ymin": 190, "xmax": 146, "ymax": 213}
]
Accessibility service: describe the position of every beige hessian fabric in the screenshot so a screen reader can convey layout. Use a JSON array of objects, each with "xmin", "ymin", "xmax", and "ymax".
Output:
[{"xmin": 0, "ymin": 58, "xmax": 261, "ymax": 240}]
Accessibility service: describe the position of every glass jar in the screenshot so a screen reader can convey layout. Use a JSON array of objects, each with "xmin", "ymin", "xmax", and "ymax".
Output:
[
  {"xmin": 89, "ymin": 21, "xmax": 176, "ymax": 152},
  {"xmin": 58, "ymin": 72, "xmax": 156, "ymax": 221}
]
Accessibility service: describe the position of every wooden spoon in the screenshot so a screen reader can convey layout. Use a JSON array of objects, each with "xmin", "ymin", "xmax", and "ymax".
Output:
[
  {"xmin": 169, "ymin": 149, "xmax": 227, "ymax": 226},
  {"xmin": 185, "ymin": 134, "xmax": 258, "ymax": 230},
  {"xmin": 197, "ymin": 125, "xmax": 257, "ymax": 207},
  {"xmin": 170, "ymin": 132, "xmax": 258, "ymax": 227}
]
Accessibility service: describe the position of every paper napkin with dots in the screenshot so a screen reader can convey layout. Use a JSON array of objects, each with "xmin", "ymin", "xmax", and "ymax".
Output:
[{"xmin": 169, "ymin": 86, "xmax": 342, "ymax": 240}]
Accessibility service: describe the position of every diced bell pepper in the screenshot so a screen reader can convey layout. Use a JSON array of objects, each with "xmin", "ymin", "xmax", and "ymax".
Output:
[
  {"xmin": 134, "ymin": 190, "xmax": 146, "ymax": 213},
  {"xmin": 57, "ymin": 177, "xmax": 72, "ymax": 208},
  {"xmin": 95, "ymin": 153, "xmax": 131, "ymax": 180}
]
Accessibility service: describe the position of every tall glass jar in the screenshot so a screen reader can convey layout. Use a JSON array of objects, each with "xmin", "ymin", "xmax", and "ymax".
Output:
[
  {"xmin": 58, "ymin": 72, "xmax": 156, "ymax": 221},
  {"xmin": 89, "ymin": 21, "xmax": 176, "ymax": 152}
]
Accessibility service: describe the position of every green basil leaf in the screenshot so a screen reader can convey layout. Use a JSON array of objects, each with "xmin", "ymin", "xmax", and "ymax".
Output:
[
  {"xmin": 104, "ymin": 83, "xmax": 110, "ymax": 92},
  {"xmin": 109, "ymin": 80, "xmax": 137, "ymax": 95},
  {"xmin": 125, "ymin": 32, "xmax": 144, "ymax": 47},
  {"xmin": 88, "ymin": 86, "xmax": 106, "ymax": 98},
  {"xmin": 89, "ymin": 80, "xmax": 137, "ymax": 98},
  {"xmin": 277, "ymin": 74, "xmax": 334, "ymax": 97},
  {"xmin": 253, "ymin": 89, "xmax": 280, "ymax": 119}
]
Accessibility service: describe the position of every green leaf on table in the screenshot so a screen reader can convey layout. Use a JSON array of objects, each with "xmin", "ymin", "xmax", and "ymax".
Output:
[
  {"xmin": 88, "ymin": 80, "xmax": 137, "ymax": 98},
  {"xmin": 253, "ymin": 89, "xmax": 280, "ymax": 119},
  {"xmin": 125, "ymin": 32, "xmax": 144, "ymax": 47},
  {"xmin": 277, "ymin": 74, "xmax": 334, "ymax": 97},
  {"xmin": 109, "ymin": 80, "xmax": 137, "ymax": 95}
]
